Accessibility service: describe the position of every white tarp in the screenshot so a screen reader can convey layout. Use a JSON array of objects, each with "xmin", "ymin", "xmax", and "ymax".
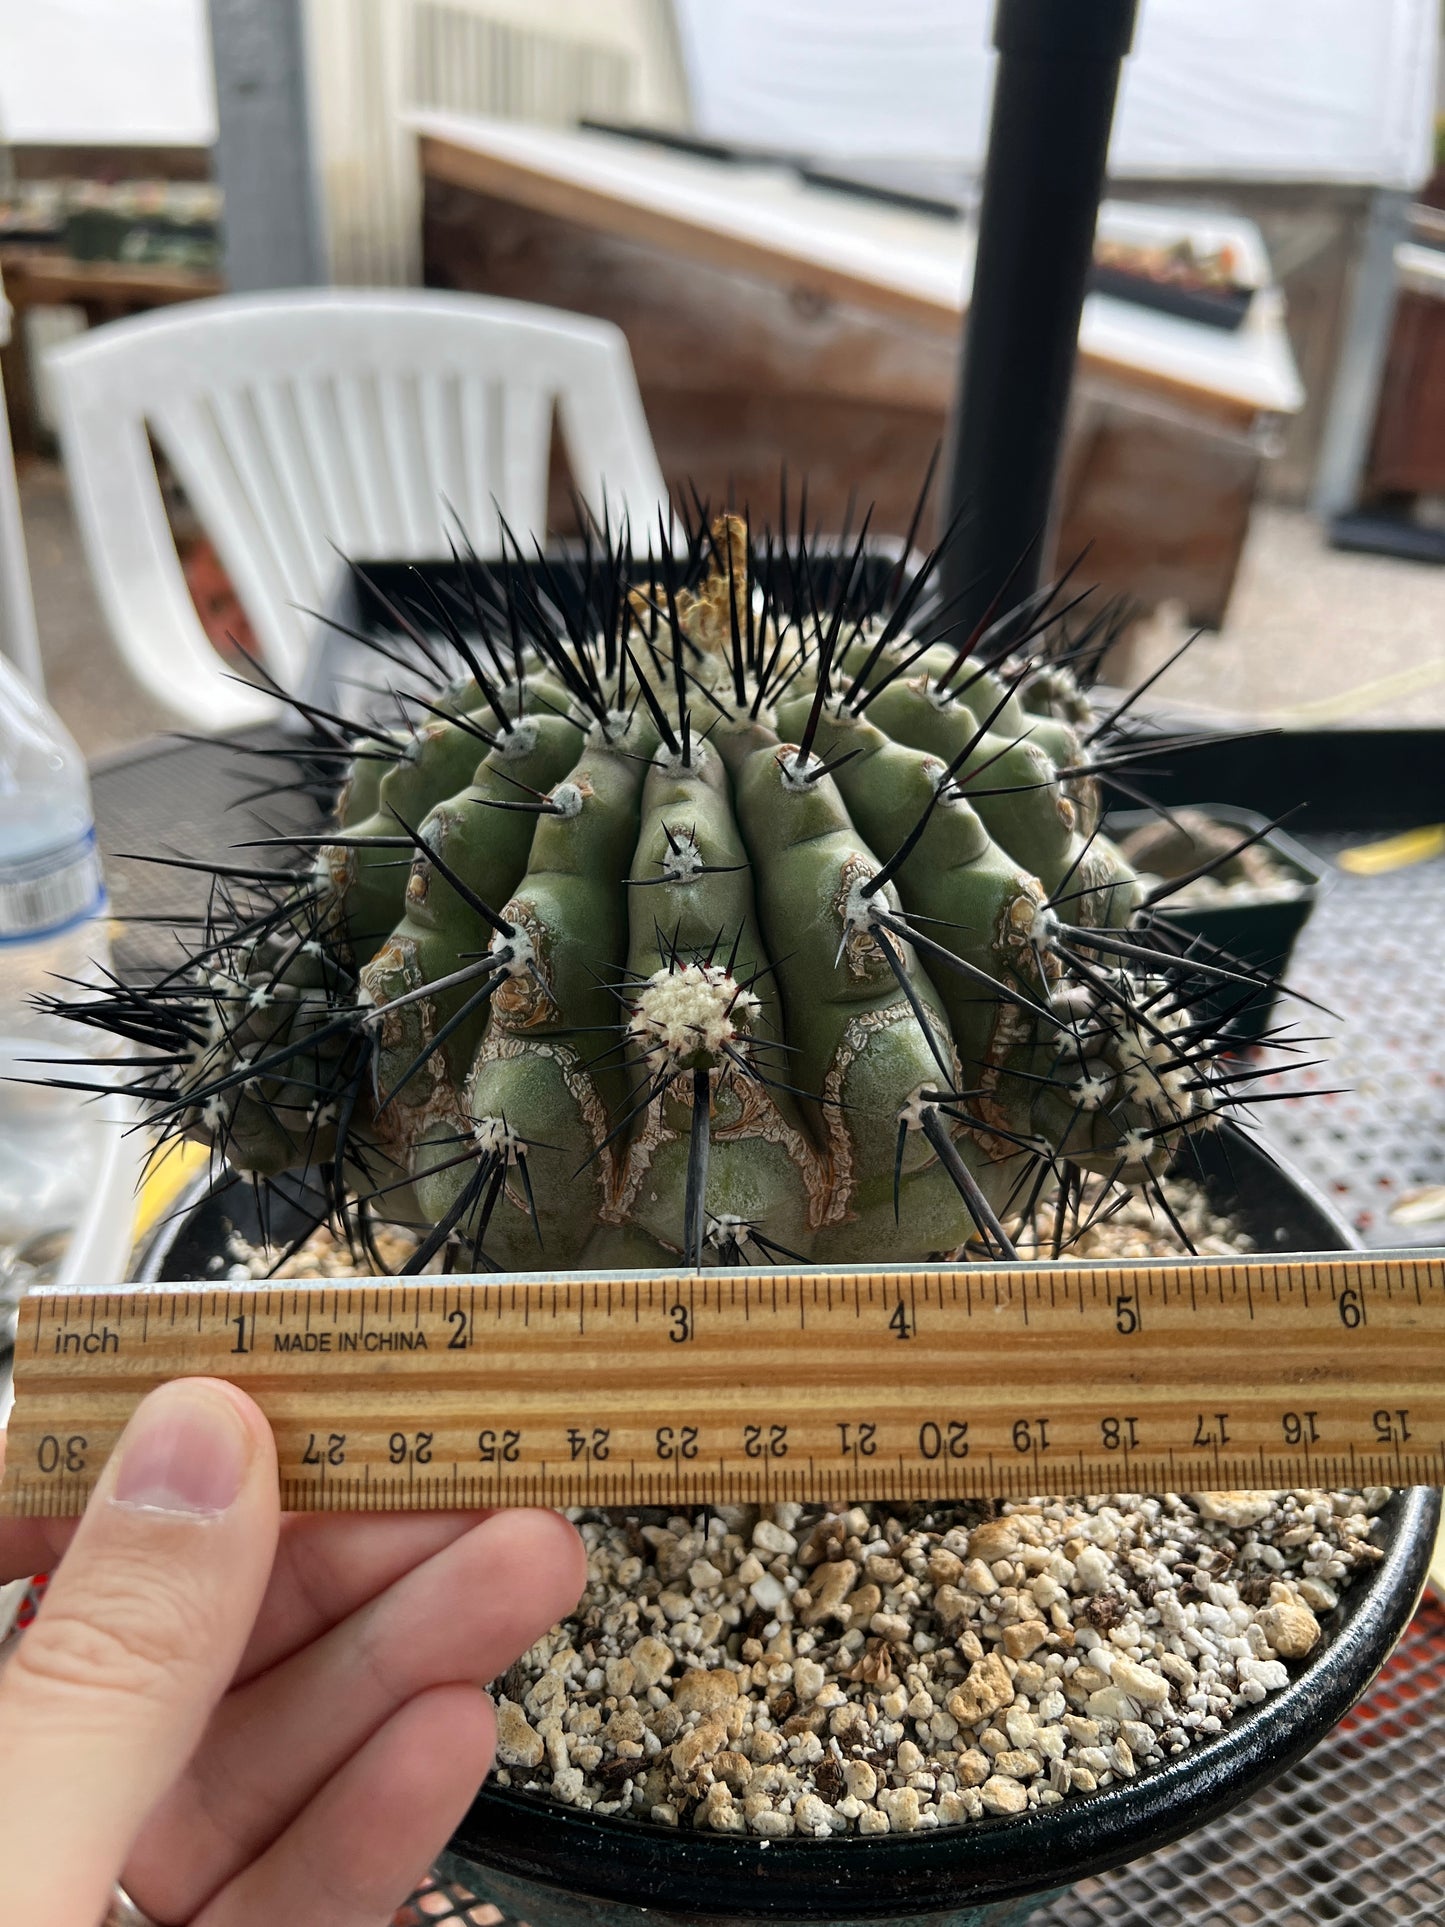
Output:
[
  {"xmin": 0, "ymin": 0, "xmax": 216, "ymax": 146},
  {"xmin": 676, "ymin": 0, "xmax": 1440, "ymax": 189}
]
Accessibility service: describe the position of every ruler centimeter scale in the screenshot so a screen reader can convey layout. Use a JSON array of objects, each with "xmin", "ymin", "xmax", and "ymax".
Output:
[{"xmin": 2, "ymin": 1253, "xmax": 1443, "ymax": 1517}]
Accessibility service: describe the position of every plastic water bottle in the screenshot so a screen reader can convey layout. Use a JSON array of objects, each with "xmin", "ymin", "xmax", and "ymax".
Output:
[{"xmin": 0, "ymin": 652, "xmax": 116, "ymax": 1321}]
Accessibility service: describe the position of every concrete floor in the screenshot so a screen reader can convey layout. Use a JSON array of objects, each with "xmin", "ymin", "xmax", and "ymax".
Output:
[
  {"xmin": 1110, "ymin": 501, "xmax": 1445, "ymax": 729},
  {"xmin": 17, "ymin": 458, "xmax": 1445, "ymax": 760}
]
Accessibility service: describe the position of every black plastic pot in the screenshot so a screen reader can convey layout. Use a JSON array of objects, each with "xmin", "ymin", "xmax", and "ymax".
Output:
[
  {"xmin": 134, "ymin": 1129, "xmax": 1440, "ymax": 1927},
  {"xmin": 1110, "ymin": 804, "xmax": 1329, "ymax": 1048}
]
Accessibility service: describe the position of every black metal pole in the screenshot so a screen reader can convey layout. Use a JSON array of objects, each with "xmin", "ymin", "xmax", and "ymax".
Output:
[{"xmin": 940, "ymin": 0, "xmax": 1137, "ymax": 635}]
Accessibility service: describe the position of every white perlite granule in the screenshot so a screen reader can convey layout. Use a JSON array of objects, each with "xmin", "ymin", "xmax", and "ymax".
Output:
[
  {"xmin": 219, "ymin": 1220, "xmax": 423, "ymax": 1280},
  {"xmin": 224, "ymin": 1181, "xmax": 1389, "ymax": 1836},
  {"xmin": 493, "ymin": 1488, "xmax": 1388, "ymax": 1835}
]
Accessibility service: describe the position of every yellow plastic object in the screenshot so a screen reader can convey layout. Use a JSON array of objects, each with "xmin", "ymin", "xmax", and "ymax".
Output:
[
  {"xmin": 1432, "ymin": 1517, "xmax": 1445, "ymax": 1603},
  {"xmin": 1277, "ymin": 656, "xmax": 1445, "ymax": 725},
  {"xmin": 1336, "ymin": 825, "xmax": 1445, "ymax": 877},
  {"xmin": 132, "ymin": 1138, "xmax": 212, "ymax": 1248}
]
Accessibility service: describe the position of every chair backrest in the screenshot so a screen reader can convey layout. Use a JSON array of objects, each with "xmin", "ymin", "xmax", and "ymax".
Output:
[
  {"xmin": 47, "ymin": 288, "xmax": 669, "ymax": 732},
  {"xmin": 0, "ymin": 266, "xmax": 43, "ymax": 689}
]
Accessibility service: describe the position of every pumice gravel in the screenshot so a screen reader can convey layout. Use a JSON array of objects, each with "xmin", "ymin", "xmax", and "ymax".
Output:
[{"xmin": 490, "ymin": 1487, "xmax": 1386, "ymax": 1836}]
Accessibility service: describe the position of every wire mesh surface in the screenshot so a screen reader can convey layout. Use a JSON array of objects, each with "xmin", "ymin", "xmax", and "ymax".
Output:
[
  {"xmin": 95, "ymin": 731, "xmax": 325, "ymax": 981},
  {"xmin": 1032, "ymin": 1593, "xmax": 1445, "ymax": 1925},
  {"xmin": 83, "ymin": 739, "xmax": 1445, "ymax": 1924}
]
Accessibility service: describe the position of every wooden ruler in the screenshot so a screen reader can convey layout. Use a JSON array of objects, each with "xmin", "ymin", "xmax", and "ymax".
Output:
[{"xmin": 2, "ymin": 1253, "xmax": 1443, "ymax": 1517}]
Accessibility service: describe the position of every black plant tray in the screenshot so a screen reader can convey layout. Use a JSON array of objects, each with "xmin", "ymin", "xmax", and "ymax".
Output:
[
  {"xmin": 1103, "ymin": 723, "xmax": 1444, "ymax": 1243},
  {"xmin": 1087, "ymin": 264, "xmax": 1253, "ymax": 330},
  {"xmin": 1126, "ymin": 724, "xmax": 1445, "ymax": 836},
  {"xmin": 314, "ymin": 560, "xmax": 1440, "ymax": 837},
  {"xmin": 311, "ymin": 557, "xmax": 1441, "ymax": 834}
]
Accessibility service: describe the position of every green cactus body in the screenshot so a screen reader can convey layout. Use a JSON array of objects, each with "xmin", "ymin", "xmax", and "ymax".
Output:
[
  {"xmin": 359, "ymin": 712, "xmax": 587, "ymax": 1130},
  {"xmin": 65, "ymin": 509, "xmax": 1264, "ymax": 1272}
]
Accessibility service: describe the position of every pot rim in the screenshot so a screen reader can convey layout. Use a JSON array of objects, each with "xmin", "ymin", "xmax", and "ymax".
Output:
[{"xmin": 133, "ymin": 1122, "xmax": 1360, "ymax": 1288}]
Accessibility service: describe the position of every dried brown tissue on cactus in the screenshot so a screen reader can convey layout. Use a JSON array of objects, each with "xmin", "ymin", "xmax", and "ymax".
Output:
[{"xmin": 43, "ymin": 484, "xmax": 1308, "ymax": 1273}]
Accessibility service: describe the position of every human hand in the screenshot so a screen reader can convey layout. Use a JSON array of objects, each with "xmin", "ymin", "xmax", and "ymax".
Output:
[{"xmin": 0, "ymin": 1377, "xmax": 586, "ymax": 1926}]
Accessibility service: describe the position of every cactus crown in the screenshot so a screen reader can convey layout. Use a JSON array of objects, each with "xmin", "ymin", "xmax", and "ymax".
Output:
[{"xmin": 52, "ymin": 495, "xmax": 1292, "ymax": 1274}]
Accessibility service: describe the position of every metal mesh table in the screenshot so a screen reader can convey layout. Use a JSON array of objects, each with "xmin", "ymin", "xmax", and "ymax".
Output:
[
  {"xmin": 84, "ymin": 734, "xmax": 1445, "ymax": 1926},
  {"xmin": 1036, "ymin": 1592, "xmax": 1445, "ymax": 1926},
  {"xmin": 94, "ymin": 730, "xmax": 326, "ymax": 981}
]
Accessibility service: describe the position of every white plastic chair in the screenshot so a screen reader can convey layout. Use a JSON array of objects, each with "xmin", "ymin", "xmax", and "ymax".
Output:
[
  {"xmin": 46, "ymin": 289, "xmax": 669, "ymax": 733},
  {"xmin": 0, "ymin": 264, "xmax": 43, "ymax": 690}
]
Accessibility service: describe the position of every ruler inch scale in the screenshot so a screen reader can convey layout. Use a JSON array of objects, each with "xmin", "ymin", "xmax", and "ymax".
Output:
[{"xmin": 3, "ymin": 1252, "xmax": 1443, "ymax": 1516}]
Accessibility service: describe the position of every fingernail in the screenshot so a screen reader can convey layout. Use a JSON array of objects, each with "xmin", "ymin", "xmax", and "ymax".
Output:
[{"xmin": 112, "ymin": 1383, "xmax": 250, "ymax": 1516}]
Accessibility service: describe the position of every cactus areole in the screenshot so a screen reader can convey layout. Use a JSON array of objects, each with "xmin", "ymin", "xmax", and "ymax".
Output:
[{"xmin": 57, "ymin": 503, "xmax": 1284, "ymax": 1275}]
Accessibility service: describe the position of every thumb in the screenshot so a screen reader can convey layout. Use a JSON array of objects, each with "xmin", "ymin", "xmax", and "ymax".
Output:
[{"xmin": 0, "ymin": 1378, "xmax": 279, "ymax": 1927}]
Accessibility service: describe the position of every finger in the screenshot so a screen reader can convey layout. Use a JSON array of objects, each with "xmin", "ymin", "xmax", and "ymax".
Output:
[
  {"xmin": 0, "ymin": 1379, "xmax": 279, "ymax": 1927},
  {"xmin": 199, "ymin": 1684, "xmax": 497, "ymax": 1927},
  {"xmin": 2, "ymin": 1442, "xmax": 489, "ymax": 1666},
  {"xmin": 129, "ymin": 1508, "xmax": 584, "ymax": 1921},
  {"xmin": 235, "ymin": 1509, "xmax": 496, "ymax": 1682},
  {"xmin": 0, "ymin": 1431, "xmax": 78, "ymax": 1581}
]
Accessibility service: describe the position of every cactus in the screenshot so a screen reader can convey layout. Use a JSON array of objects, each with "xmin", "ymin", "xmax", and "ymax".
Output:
[{"xmin": 51, "ymin": 501, "xmax": 1288, "ymax": 1273}]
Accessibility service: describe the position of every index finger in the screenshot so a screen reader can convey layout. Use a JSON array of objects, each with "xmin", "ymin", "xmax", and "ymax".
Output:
[
  {"xmin": 4, "ymin": 1427, "xmax": 495, "ymax": 1677},
  {"xmin": 234, "ymin": 1509, "xmax": 496, "ymax": 1681},
  {"xmin": 0, "ymin": 1380, "xmax": 278, "ymax": 1927}
]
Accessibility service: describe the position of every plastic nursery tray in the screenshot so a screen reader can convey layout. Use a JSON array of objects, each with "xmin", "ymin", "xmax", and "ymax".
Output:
[
  {"xmin": 314, "ymin": 565, "xmax": 1442, "ymax": 841},
  {"xmin": 1106, "ymin": 804, "xmax": 1328, "ymax": 1047},
  {"xmin": 1128, "ymin": 725, "xmax": 1443, "ymax": 837},
  {"xmin": 1086, "ymin": 264, "xmax": 1253, "ymax": 330}
]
